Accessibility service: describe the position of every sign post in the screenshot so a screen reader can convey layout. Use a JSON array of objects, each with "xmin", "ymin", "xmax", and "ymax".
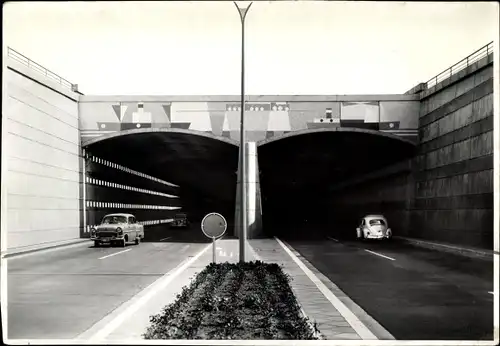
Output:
[{"xmin": 201, "ymin": 213, "xmax": 228, "ymax": 263}]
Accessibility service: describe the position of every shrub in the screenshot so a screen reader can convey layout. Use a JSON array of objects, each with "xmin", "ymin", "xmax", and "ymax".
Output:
[{"xmin": 144, "ymin": 261, "xmax": 317, "ymax": 340}]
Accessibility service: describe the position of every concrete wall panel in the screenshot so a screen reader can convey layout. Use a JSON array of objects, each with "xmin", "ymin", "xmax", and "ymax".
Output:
[
  {"xmin": 472, "ymin": 94, "xmax": 493, "ymax": 122},
  {"xmin": 470, "ymin": 131, "xmax": 493, "ymax": 158},
  {"xmin": 8, "ymin": 69, "xmax": 78, "ymax": 117}
]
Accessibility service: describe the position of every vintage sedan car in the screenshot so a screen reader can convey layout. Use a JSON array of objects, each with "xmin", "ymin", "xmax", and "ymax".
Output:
[
  {"xmin": 169, "ymin": 213, "xmax": 190, "ymax": 229},
  {"xmin": 90, "ymin": 213, "xmax": 145, "ymax": 247},
  {"xmin": 356, "ymin": 214, "xmax": 392, "ymax": 240}
]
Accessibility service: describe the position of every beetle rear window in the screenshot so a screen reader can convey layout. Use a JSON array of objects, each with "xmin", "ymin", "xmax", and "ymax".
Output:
[{"xmin": 369, "ymin": 219, "xmax": 386, "ymax": 226}]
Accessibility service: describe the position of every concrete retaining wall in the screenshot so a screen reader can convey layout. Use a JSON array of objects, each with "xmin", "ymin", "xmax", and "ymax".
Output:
[
  {"xmin": 412, "ymin": 54, "xmax": 494, "ymax": 248},
  {"xmin": 329, "ymin": 54, "xmax": 494, "ymax": 250},
  {"xmin": 2, "ymin": 56, "xmax": 82, "ymax": 250}
]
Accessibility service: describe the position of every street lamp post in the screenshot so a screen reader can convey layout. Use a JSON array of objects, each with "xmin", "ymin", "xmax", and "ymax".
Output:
[{"xmin": 234, "ymin": 1, "xmax": 252, "ymax": 263}]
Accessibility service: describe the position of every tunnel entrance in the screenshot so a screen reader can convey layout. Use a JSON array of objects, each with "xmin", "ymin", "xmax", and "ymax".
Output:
[
  {"xmin": 83, "ymin": 129, "xmax": 239, "ymax": 243},
  {"xmin": 257, "ymin": 128, "xmax": 417, "ymax": 240}
]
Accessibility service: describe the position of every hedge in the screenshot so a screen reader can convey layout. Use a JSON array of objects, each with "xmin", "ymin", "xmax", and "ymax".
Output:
[{"xmin": 143, "ymin": 261, "xmax": 318, "ymax": 340}]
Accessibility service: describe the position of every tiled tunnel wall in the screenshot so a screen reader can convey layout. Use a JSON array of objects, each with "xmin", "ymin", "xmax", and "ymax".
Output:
[
  {"xmin": 329, "ymin": 54, "xmax": 494, "ymax": 249},
  {"xmin": 329, "ymin": 165, "xmax": 413, "ymax": 239},
  {"xmin": 82, "ymin": 152, "xmax": 183, "ymax": 237}
]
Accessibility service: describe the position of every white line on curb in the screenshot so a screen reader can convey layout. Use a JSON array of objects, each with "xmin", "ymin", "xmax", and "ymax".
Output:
[
  {"xmin": 88, "ymin": 243, "xmax": 211, "ymax": 341},
  {"xmin": 274, "ymin": 237, "xmax": 378, "ymax": 340},
  {"xmin": 98, "ymin": 249, "xmax": 131, "ymax": 260},
  {"xmin": 160, "ymin": 237, "xmax": 171, "ymax": 242},
  {"xmin": 327, "ymin": 237, "xmax": 339, "ymax": 242},
  {"xmin": 364, "ymin": 249, "xmax": 395, "ymax": 261}
]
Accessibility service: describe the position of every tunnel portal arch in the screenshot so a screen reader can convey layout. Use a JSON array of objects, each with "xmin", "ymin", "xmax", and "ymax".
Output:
[
  {"xmin": 82, "ymin": 127, "xmax": 240, "ymax": 240},
  {"xmin": 82, "ymin": 127, "xmax": 239, "ymax": 148},
  {"xmin": 256, "ymin": 127, "xmax": 418, "ymax": 239},
  {"xmin": 257, "ymin": 127, "xmax": 418, "ymax": 148}
]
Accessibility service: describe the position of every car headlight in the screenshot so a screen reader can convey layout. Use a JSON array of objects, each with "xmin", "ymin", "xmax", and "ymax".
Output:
[
  {"xmin": 116, "ymin": 228, "xmax": 123, "ymax": 235},
  {"xmin": 91, "ymin": 228, "xmax": 96, "ymax": 236}
]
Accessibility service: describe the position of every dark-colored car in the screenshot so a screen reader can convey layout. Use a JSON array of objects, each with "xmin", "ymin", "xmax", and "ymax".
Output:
[{"xmin": 170, "ymin": 213, "xmax": 190, "ymax": 229}]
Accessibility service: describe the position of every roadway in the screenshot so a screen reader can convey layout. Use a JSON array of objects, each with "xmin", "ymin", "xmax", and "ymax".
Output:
[
  {"xmin": 6, "ymin": 224, "xmax": 208, "ymax": 339},
  {"xmin": 283, "ymin": 231, "xmax": 494, "ymax": 340},
  {"xmin": 5, "ymin": 224, "xmax": 494, "ymax": 340}
]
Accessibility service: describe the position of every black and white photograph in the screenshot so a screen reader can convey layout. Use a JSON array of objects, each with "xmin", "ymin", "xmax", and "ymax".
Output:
[{"xmin": 1, "ymin": 1, "xmax": 499, "ymax": 344}]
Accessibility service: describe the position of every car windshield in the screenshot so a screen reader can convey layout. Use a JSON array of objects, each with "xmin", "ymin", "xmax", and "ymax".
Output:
[
  {"xmin": 102, "ymin": 216, "xmax": 127, "ymax": 224},
  {"xmin": 369, "ymin": 219, "xmax": 386, "ymax": 226}
]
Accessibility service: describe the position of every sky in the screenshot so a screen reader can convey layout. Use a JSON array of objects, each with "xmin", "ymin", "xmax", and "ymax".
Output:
[{"xmin": 3, "ymin": 1, "xmax": 498, "ymax": 95}]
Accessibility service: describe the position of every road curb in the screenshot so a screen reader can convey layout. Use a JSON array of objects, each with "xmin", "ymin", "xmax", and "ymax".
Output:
[
  {"xmin": 278, "ymin": 238, "xmax": 396, "ymax": 340},
  {"xmin": 394, "ymin": 236, "xmax": 496, "ymax": 259},
  {"xmin": 1, "ymin": 239, "xmax": 89, "ymax": 259}
]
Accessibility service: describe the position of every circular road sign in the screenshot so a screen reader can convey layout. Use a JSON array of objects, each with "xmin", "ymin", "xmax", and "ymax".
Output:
[{"xmin": 201, "ymin": 212, "xmax": 227, "ymax": 239}]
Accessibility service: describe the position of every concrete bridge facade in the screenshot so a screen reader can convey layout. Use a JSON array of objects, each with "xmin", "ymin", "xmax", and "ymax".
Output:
[
  {"xmin": 78, "ymin": 94, "xmax": 420, "ymax": 145},
  {"xmin": 1, "ymin": 46, "xmax": 494, "ymax": 254}
]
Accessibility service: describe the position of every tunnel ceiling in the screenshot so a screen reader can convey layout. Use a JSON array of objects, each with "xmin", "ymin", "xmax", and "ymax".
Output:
[
  {"xmin": 258, "ymin": 130, "xmax": 417, "ymax": 196},
  {"xmin": 86, "ymin": 132, "xmax": 239, "ymax": 203}
]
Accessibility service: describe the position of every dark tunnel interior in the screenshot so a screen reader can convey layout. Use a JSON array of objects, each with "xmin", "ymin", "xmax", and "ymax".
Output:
[
  {"xmin": 84, "ymin": 129, "xmax": 416, "ymax": 242},
  {"xmin": 258, "ymin": 130, "xmax": 417, "ymax": 240},
  {"xmin": 84, "ymin": 131, "xmax": 239, "ymax": 242}
]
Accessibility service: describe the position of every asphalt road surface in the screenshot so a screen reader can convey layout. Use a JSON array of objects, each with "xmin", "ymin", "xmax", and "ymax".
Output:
[
  {"xmin": 6, "ymin": 226, "xmax": 207, "ymax": 339},
  {"xmin": 283, "ymin": 234, "xmax": 494, "ymax": 340}
]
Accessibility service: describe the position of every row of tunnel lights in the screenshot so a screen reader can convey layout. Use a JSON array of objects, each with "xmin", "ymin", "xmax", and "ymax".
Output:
[
  {"xmin": 84, "ymin": 219, "xmax": 174, "ymax": 233},
  {"xmin": 86, "ymin": 176, "xmax": 179, "ymax": 199},
  {"xmin": 86, "ymin": 200, "xmax": 181, "ymax": 210},
  {"xmin": 227, "ymin": 105, "xmax": 290, "ymax": 112},
  {"xmin": 87, "ymin": 154, "xmax": 178, "ymax": 188}
]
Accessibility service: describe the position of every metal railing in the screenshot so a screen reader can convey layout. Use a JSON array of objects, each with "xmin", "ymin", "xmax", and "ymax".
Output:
[
  {"xmin": 7, "ymin": 47, "xmax": 77, "ymax": 91},
  {"xmin": 426, "ymin": 41, "xmax": 493, "ymax": 89}
]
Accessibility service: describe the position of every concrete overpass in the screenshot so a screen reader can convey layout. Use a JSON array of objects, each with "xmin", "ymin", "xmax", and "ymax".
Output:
[{"xmin": 1, "ymin": 43, "xmax": 494, "ymax": 252}]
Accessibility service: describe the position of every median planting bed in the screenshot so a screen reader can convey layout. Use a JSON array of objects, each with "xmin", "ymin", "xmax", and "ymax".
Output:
[{"xmin": 143, "ymin": 261, "xmax": 318, "ymax": 340}]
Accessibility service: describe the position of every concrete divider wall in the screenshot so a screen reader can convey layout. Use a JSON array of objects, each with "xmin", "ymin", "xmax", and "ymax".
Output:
[
  {"xmin": 2, "ymin": 56, "xmax": 82, "ymax": 250},
  {"xmin": 234, "ymin": 142, "xmax": 263, "ymax": 239}
]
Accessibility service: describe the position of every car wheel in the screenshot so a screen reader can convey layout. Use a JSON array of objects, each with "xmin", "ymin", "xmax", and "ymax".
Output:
[
  {"xmin": 135, "ymin": 236, "xmax": 140, "ymax": 245},
  {"xmin": 94, "ymin": 241, "xmax": 100, "ymax": 248}
]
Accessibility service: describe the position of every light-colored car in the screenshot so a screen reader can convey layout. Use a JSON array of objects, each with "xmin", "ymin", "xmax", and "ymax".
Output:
[
  {"xmin": 356, "ymin": 215, "xmax": 392, "ymax": 240},
  {"xmin": 90, "ymin": 213, "xmax": 145, "ymax": 247}
]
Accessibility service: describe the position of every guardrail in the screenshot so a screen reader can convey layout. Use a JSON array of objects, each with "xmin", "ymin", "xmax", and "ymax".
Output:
[
  {"xmin": 7, "ymin": 47, "xmax": 78, "ymax": 92},
  {"xmin": 426, "ymin": 41, "xmax": 493, "ymax": 89}
]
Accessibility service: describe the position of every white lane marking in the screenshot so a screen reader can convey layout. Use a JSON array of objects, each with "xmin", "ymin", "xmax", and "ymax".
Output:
[
  {"xmin": 364, "ymin": 249, "xmax": 395, "ymax": 261},
  {"xmin": 275, "ymin": 237, "xmax": 377, "ymax": 340},
  {"xmin": 88, "ymin": 243, "xmax": 211, "ymax": 341},
  {"xmin": 327, "ymin": 237, "xmax": 339, "ymax": 242},
  {"xmin": 160, "ymin": 237, "xmax": 171, "ymax": 242},
  {"xmin": 98, "ymin": 249, "xmax": 131, "ymax": 260}
]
